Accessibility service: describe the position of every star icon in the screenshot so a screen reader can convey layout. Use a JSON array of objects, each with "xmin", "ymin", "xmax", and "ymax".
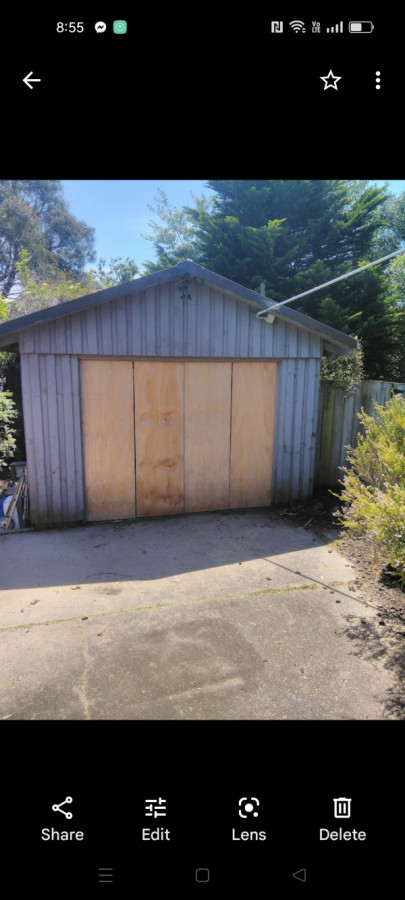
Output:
[{"xmin": 320, "ymin": 69, "xmax": 342, "ymax": 90}]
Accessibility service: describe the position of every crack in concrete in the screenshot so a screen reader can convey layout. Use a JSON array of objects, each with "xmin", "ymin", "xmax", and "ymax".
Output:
[{"xmin": 73, "ymin": 629, "xmax": 91, "ymax": 720}]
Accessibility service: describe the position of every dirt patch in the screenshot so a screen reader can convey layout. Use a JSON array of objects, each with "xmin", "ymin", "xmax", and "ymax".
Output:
[
  {"xmin": 275, "ymin": 488, "xmax": 405, "ymax": 618},
  {"xmin": 274, "ymin": 488, "xmax": 405, "ymax": 718}
]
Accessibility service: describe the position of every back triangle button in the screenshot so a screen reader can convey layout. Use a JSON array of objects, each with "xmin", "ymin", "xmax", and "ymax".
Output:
[{"xmin": 292, "ymin": 868, "xmax": 307, "ymax": 882}]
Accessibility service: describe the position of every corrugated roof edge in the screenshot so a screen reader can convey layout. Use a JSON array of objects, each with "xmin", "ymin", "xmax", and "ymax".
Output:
[{"xmin": 0, "ymin": 260, "xmax": 357, "ymax": 351}]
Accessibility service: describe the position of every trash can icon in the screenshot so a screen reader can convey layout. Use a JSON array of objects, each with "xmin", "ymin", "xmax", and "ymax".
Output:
[{"xmin": 333, "ymin": 797, "xmax": 352, "ymax": 818}]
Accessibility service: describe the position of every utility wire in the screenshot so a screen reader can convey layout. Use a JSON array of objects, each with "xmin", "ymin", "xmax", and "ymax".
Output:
[{"xmin": 257, "ymin": 247, "xmax": 405, "ymax": 317}]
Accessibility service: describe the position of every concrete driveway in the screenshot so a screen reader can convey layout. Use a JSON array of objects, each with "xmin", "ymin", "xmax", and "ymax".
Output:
[{"xmin": 0, "ymin": 509, "xmax": 395, "ymax": 720}]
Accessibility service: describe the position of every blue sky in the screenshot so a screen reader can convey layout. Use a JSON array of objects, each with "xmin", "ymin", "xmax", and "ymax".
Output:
[
  {"xmin": 61, "ymin": 180, "xmax": 405, "ymax": 274},
  {"xmin": 61, "ymin": 180, "xmax": 212, "ymax": 273}
]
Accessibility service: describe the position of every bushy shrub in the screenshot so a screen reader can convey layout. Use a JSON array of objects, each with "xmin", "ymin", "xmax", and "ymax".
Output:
[
  {"xmin": 0, "ymin": 391, "xmax": 18, "ymax": 471},
  {"xmin": 336, "ymin": 394, "xmax": 405, "ymax": 585},
  {"xmin": 320, "ymin": 337, "xmax": 364, "ymax": 396}
]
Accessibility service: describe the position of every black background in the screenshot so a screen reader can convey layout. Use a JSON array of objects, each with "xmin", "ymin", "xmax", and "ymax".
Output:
[{"xmin": 4, "ymin": 11, "xmax": 397, "ymax": 172}]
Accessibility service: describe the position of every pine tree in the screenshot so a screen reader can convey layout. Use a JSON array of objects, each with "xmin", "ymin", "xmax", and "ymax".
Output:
[
  {"xmin": 187, "ymin": 180, "xmax": 400, "ymax": 378},
  {"xmin": 142, "ymin": 180, "xmax": 404, "ymax": 378}
]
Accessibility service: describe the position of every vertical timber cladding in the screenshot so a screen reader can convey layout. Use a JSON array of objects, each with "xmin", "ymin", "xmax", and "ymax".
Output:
[
  {"xmin": 81, "ymin": 359, "xmax": 277, "ymax": 520},
  {"xmin": 81, "ymin": 360, "xmax": 135, "ymax": 521},
  {"xmin": 230, "ymin": 362, "xmax": 277, "ymax": 508}
]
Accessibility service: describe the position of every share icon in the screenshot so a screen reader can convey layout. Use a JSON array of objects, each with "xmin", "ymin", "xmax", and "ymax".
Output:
[{"xmin": 52, "ymin": 796, "xmax": 73, "ymax": 819}]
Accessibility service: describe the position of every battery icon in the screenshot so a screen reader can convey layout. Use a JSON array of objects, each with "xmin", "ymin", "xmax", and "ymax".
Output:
[{"xmin": 349, "ymin": 21, "xmax": 374, "ymax": 33}]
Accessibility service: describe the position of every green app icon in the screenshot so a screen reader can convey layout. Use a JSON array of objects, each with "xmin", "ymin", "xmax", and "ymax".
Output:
[{"xmin": 113, "ymin": 20, "xmax": 127, "ymax": 33}]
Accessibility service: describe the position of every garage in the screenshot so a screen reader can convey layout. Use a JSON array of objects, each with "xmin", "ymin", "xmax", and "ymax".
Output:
[
  {"xmin": 0, "ymin": 259, "xmax": 356, "ymax": 526},
  {"xmin": 81, "ymin": 360, "xmax": 277, "ymax": 520}
]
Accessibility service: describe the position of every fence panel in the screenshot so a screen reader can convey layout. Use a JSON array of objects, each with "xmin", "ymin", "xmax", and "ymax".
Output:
[{"xmin": 315, "ymin": 380, "xmax": 405, "ymax": 487}]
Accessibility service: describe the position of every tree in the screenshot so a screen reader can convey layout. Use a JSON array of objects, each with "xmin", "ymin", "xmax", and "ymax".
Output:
[
  {"xmin": 6, "ymin": 250, "xmax": 89, "ymax": 319},
  {"xmin": 142, "ymin": 188, "xmax": 213, "ymax": 273},
  {"xmin": 189, "ymin": 180, "xmax": 389, "ymax": 299},
  {"xmin": 5, "ymin": 252, "xmax": 141, "ymax": 321},
  {"xmin": 0, "ymin": 297, "xmax": 8, "ymax": 322},
  {"xmin": 371, "ymin": 190, "xmax": 405, "ymax": 256},
  {"xmin": 86, "ymin": 256, "xmax": 139, "ymax": 289},
  {"xmin": 0, "ymin": 180, "xmax": 96, "ymax": 299},
  {"xmin": 143, "ymin": 180, "xmax": 403, "ymax": 379}
]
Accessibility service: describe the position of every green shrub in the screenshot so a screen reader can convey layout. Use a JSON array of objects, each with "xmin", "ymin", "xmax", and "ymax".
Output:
[
  {"xmin": 320, "ymin": 337, "xmax": 364, "ymax": 396},
  {"xmin": 0, "ymin": 391, "xmax": 18, "ymax": 471},
  {"xmin": 336, "ymin": 394, "xmax": 405, "ymax": 585}
]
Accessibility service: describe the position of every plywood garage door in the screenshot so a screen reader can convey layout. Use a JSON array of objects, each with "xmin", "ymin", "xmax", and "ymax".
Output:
[
  {"xmin": 134, "ymin": 361, "xmax": 232, "ymax": 515},
  {"xmin": 81, "ymin": 360, "xmax": 135, "ymax": 521},
  {"xmin": 184, "ymin": 362, "xmax": 232, "ymax": 512},
  {"xmin": 230, "ymin": 362, "xmax": 276, "ymax": 508},
  {"xmin": 81, "ymin": 360, "xmax": 276, "ymax": 520},
  {"xmin": 134, "ymin": 361, "xmax": 184, "ymax": 517}
]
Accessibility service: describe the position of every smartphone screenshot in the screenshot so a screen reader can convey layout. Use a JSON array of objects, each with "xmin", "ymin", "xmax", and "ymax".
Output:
[{"xmin": 1, "ymin": 11, "xmax": 403, "ymax": 893}]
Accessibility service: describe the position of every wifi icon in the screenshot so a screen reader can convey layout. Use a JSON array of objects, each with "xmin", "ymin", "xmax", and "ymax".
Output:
[{"xmin": 289, "ymin": 20, "xmax": 306, "ymax": 32}]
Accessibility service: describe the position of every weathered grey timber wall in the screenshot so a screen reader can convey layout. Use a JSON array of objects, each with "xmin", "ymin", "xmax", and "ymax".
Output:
[
  {"xmin": 272, "ymin": 357, "xmax": 321, "ymax": 503},
  {"xmin": 20, "ymin": 354, "xmax": 84, "ymax": 524},
  {"xmin": 19, "ymin": 281, "xmax": 322, "ymax": 359},
  {"xmin": 18, "ymin": 280, "xmax": 325, "ymax": 524},
  {"xmin": 315, "ymin": 380, "xmax": 405, "ymax": 487}
]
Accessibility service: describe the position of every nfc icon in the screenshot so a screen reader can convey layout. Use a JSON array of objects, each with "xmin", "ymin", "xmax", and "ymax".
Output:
[{"xmin": 271, "ymin": 21, "xmax": 284, "ymax": 33}]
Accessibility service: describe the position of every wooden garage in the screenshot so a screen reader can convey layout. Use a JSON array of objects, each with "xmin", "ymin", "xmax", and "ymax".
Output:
[{"xmin": 0, "ymin": 261, "xmax": 356, "ymax": 526}]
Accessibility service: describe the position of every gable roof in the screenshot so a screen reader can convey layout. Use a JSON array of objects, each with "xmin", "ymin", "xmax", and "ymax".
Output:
[{"xmin": 0, "ymin": 260, "xmax": 357, "ymax": 353}]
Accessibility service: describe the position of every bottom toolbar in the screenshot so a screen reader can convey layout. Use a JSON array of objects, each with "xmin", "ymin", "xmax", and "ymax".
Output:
[{"xmin": 5, "ymin": 721, "xmax": 402, "ymax": 893}]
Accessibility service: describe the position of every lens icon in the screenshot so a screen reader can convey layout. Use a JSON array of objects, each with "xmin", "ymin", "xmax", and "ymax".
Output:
[
  {"xmin": 95, "ymin": 22, "xmax": 107, "ymax": 33},
  {"xmin": 113, "ymin": 20, "xmax": 127, "ymax": 33}
]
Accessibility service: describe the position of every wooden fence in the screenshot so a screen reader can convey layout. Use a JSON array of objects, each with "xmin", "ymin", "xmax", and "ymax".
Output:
[{"xmin": 315, "ymin": 380, "xmax": 405, "ymax": 487}]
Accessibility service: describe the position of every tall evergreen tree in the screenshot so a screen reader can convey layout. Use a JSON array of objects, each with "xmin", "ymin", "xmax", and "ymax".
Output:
[
  {"xmin": 140, "ymin": 180, "xmax": 405, "ymax": 378},
  {"xmin": 182, "ymin": 180, "xmax": 401, "ymax": 379},
  {"xmin": 188, "ymin": 180, "xmax": 388, "ymax": 297}
]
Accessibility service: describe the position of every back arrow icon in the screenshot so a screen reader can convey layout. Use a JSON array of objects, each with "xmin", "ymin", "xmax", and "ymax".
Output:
[
  {"xmin": 293, "ymin": 869, "xmax": 307, "ymax": 882},
  {"xmin": 23, "ymin": 71, "xmax": 41, "ymax": 89}
]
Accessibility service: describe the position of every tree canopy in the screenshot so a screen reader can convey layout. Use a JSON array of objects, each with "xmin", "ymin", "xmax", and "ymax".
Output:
[
  {"xmin": 144, "ymin": 180, "xmax": 405, "ymax": 380},
  {"xmin": 2, "ymin": 179, "xmax": 405, "ymax": 382},
  {"xmin": 0, "ymin": 180, "xmax": 96, "ymax": 299}
]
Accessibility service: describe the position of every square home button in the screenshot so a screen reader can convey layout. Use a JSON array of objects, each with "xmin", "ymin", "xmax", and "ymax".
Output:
[{"xmin": 195, "ymin": 868, "xmax": 210, "ymax": 883}]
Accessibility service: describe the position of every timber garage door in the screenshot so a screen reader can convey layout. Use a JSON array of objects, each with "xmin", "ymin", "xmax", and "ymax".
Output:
[{"xmin": 81, "ymin": 360, "xmax": 277, "ymax": 521}]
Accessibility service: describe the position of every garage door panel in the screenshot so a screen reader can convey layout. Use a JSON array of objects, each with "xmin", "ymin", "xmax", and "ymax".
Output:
[
  {"xmin": 81, "ymin": 360, "xmax": 135, "ymax": 521},
  {"xmin": 134, "ymin": 361, "xmax": 184, "ymax": 516},
  {"xmin": 230, "ymin": 362, "xmax": 276, "ymax": 508},
  {"xmin": 185, "ymin": 362, "xmax": 231, "ymax": 512},
  {"xmin": 82, "ymin": 359, "xmax": 276, "ymax": 521}
]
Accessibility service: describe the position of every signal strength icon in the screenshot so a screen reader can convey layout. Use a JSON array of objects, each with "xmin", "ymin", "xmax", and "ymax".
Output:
[
  {"xmin": 326, "ymin": 21, "xmax": 344, "ymax": 33},
  {"xmin": 289, "ymin": 20, "xmax": 306, "ymax": 33}
]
